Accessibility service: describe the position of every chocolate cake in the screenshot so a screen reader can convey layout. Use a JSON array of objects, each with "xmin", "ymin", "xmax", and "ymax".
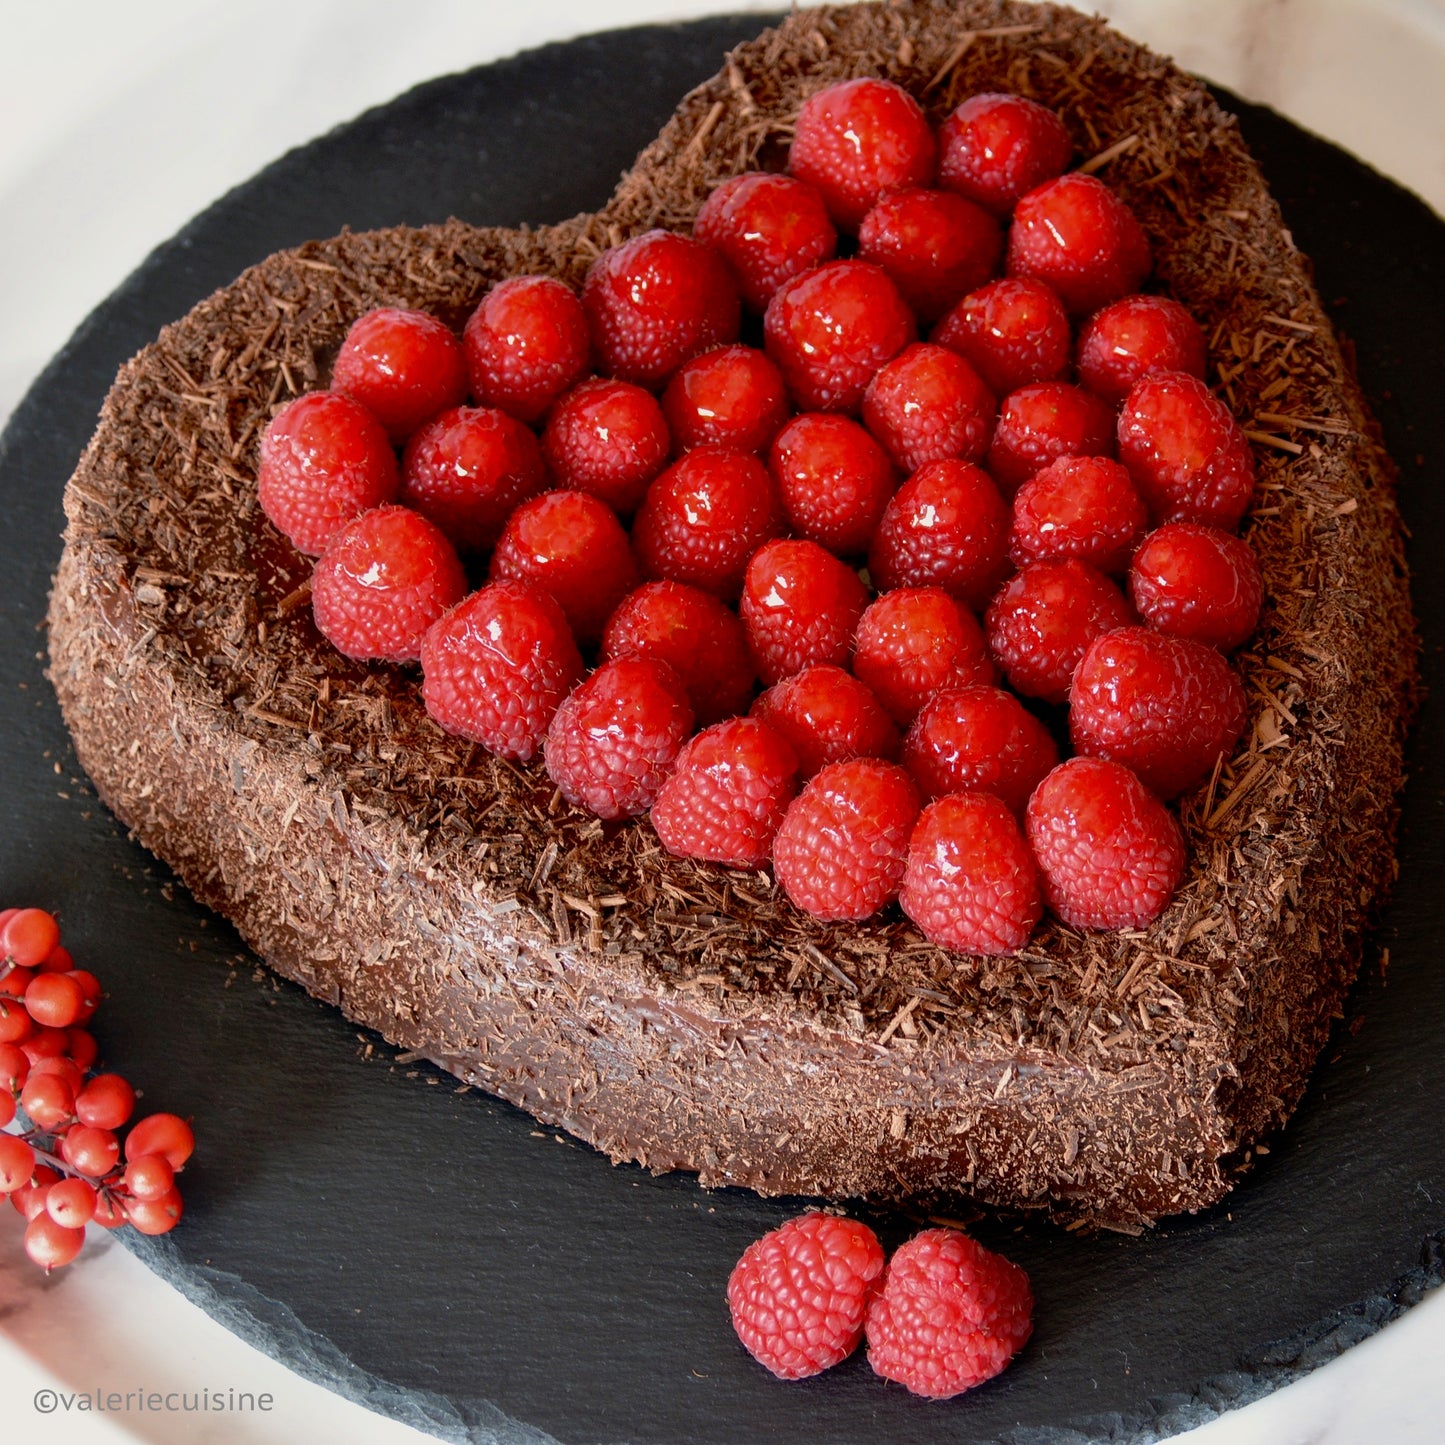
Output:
[{"xmin": 47, "ymin": 0, "xmax": 1417, "ymax": 1227}]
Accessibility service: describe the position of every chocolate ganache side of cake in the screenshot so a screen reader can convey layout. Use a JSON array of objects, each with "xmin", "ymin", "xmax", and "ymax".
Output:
[{"xmin": 47, "ymin": 0, "xmax": 1416, "ymax": 1227}]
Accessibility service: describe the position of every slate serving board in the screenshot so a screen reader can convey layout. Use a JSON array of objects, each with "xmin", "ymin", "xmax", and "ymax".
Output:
[{"xmin": 1, "ymin": 14, "xmax": 1442, "ymax": 1445}]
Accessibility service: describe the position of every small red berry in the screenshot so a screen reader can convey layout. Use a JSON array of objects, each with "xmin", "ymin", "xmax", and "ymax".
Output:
[
  {"xmin": 2, "ymin": 910, "xmax": 60, "ymax": 970},
  {"xmin": 463, "ymin": 275, "xmax": 590, "ymax": 424},
  {"xmin": 23, "ymin": 972, "xmax": 83, "ymax": 1030},
  {"xmin": 660, "ymin": 345, "xmax": 790, "ymax": 456},
  {"xmin": 45, "ymin": 1177, "xmax": 97, "ymax": 1230},
  {"xmin": 331, "ymin": 307, "xmax": 467, "ymax": 443},
  {"xmin": 24, "ymin": 1213, "xmax": 85, "ymax": 1269},
  {"xmin": 124, "ymin": 1113, "xmax": 196, "ymax": 1170},
  {"xmin": 938, "ymin": 91, "xmax": 1072, "ymax": 215},
  {"xmin": 61, "ymin": 1124, "xmax": 120, "ymax": 1178},
  {"xmin": 75, "ymin": 1073, "xmax": 136, "ymax": 1131},
  {"xmin": 987, "ymin": 381, "xmax": 1117, "ymax": 497},
  {"xmin": 542, "ymin": 378, "xmax": 670, "ymax": 517},
  {"xmin": 0, "ymin": 998, "xmax": 33, "ymax": 1045},
  {"xmin": 0, "ymin": 1134, "xmax": 35, "ymax": 1193},
  {"xmin": 125, "ymin": 1188, "xmax": 184, "ymax": 1237},
  {"xmin": 1077, "ymin": 293, "xmax": 1207, "ymax": 402},
  {"xmin": 0, "ymin": 1040, "xmax": 29, "ymax": 1092},
  {"xmin": 8, "ymin": 1164, "xmax": 56, "ymax": 1219},
  {"xmin": 66, "ymin": 1029, "xmax": 98, "ymax": 1072},
  {"xmin": 751, "ymin": 665, "xmax": 900, "ymax": 778},
  {"xmin": 124, "ymin": 1154, "xmax": 176, "ymax": 1202},
  {"xmin": 739, "ymin": 539, "xmax": 869, "ymax": 687},
  {"xmin": 1128, "ymin": 522, "xmax": 1263, "ymax": 651},
  {"xmin": 932, "ymin": 276, "xmax": 1072, "ymax": 397},
  {"xmin": 20, "ymin": 1026, "xmax": 68, "ymax": 1063},
  {"xmin": 36, "ymin": 944, "xmax": 73, "ymax": 974},
  {"xmin": 66, "ymin": 969, "xmax": 101, "ymax": 1024},
  {"xmin": 768, "ymin": 412, "xmax": 895, "ymax": 557},
  {"xmin": 861, "ymin": 343, "xmax": 996, "ymax": 475},
  {"xmin": 0, "ymin": 965, "xmax": 30, "ymax": 999},
  {"xmin": 1009, "ymin": 455, "xmax": 1148, "ymax": 575}
]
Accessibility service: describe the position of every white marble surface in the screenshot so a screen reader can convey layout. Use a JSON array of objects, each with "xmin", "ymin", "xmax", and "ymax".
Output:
[{"xmin": 1, "ymin": 1, "xmax": 1442, "ymax": 1441}]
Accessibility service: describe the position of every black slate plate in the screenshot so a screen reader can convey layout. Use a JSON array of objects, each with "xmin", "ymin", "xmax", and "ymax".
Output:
[{"xmin": 2, "ymin": 15, "xmax": 1443, "ymax": 1445}]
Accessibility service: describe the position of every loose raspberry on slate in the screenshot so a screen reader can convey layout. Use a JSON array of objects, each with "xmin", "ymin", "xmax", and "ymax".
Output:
[
  {"xmin": 543, "ymin": 657, "xmax": 694, "ymax": 819},
  {"xmin": 768, "ymin": 412, "xmax": 896, "ymax": 557},
  {"xmin": 581, "ymin": 229, "xmax": 740, "ymax": 388},
  {"xmin": 1076, "ymin": 293, "xmax": 1207, "ymax": 403},
  {"xmin": 764, "ymin": 260, "xmax": 916, "ymax": 413},
  {"xmin": 937, "ymin": 91, "xmax": 1072, "ymax": 215},
  {"xmin": 986, "ymin": 381, "xmax": 1118, "ymax": 497},
  {"xmin": 899, "ymin": 796, "xmax": 1042, "ymax": 956},
  {"xmin": 1070, "ymin": 625, "xmax": 1249, "ymax": 798},
  {"xmin": 1117, "ymin": 371, "xmax": 1256, "ymax": 531},
  {"xmin": 727, "ymin": 1212, "xmax": 885, "ymax": 1380},
  {"xmin": 1009, "ymin": 455, "xmax": 1148, "ymax": 575},
  {"xmin": 788, "ymin": 77, "xmax": 937, "ymax": 230},
  {"xmin": 542, "ymin": 377, "xmax": 670, "ymax": 517},
  {"xmin": 661, "ymin": 345, "xmax": 790, "ymax": 456},
  {"xmin": 1129, "ymin": 522, "xmax": 1264, "ymax": 651},
  {"xmin": 694, "ymin": 171, "xmax": 838, "ymax": 312},
  {"xmin": 311, "ymin": 506, "xmax": 467, "ymax": 664},
  {"xmin": 865, "ymin": 1228, "xmax": 1034, "ymax": 1398},
  {"xmin": 751, "ymin": 665, "xmax": 901, "ymax": 779},
  {"xmin": 463, "ymin": 274, "xmax": 590, "ymax": 424},
  {"xmin": 420, "ymin": 580, "xmax": 583, "ymax": 762},
  {"xmin": 861, "ymin": 343, "xmax": 997, "ymax": 475},
  {"xmin": 650, "ymin": 717, "xmax": 798, "ymax": 869},
  {"xmin": 401, "ymin": 404, "xmax": 546, "ymax": 553},
  {"xmin": 488, "ymin": 490, "xmax": 639, "ymax": 646},
  {"xmin": 1007, "ymin": 172, "xmax": 1151, "ymax": 316},
  {"xmin": 256, "ymin": 391, "xmax": 399, "ymax": 556},
  {"xmin": 932, "ymin": 276, "xmax": 1072, "ymax": 397},
  {"xmin": 330, "ymin": 307, "xmax": 468, "ymax": 443},
  {"xmin": 739, "ymin": 539, "xmax": 869, "ymax": 687},
  {"xmin": 1026, "ymin": 756, "xmax": 1186, "ymax": 929},
  {"xmin": 773, "ymin": 760, "xmax": 920, "ymax": 921}
]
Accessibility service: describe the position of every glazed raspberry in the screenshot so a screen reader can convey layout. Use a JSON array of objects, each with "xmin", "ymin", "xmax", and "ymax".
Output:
[
  {"xmin": 660, "ymin": 345, "xmax": 790, "ymax": 455},
  {"xmin": 581, "ymin": 229, "xmax": 740, "ymax": 388},
  {"xmin": 1076, "ymin": 293, "xmax": 1207, "ymax": 402},
  {"xmin": 631, "ymin": 448, "xmax": 782, "ymax": 601},
  {"xmin": 601, "ymin": 580, "xmax": 755, "ymax": 726},
  {"xmin": 463, "ymin": 275, "xmax": 590, "ymax": 424},
  {"xmin": 987, "ymin": 381, "xmax": 1118, "ymax": 497},
  {"xmin": 739, "ymin": 539, "xmax": 869, "ymax": 687},
  {"xmin": 932, "ymin": 276, "xmax": 1071, "ymax": 397},
  {"xmin": 788, "ymin": 78, "xmax": 936, "ymax": 230},
  {"xmin": 861, "ymin": 343, "xmax": 996, "ymax": 475},
  {"xmin": 853, "ymin": 587, "xmax": 995, "ymax": 725},
  {"xmin": 694, "ymin": 172, "xmax": 838, "ymax": 312},
  {"xmin": 1007, "ymin": 173, "xmax": 1151, "ymax": 315},
  {"xmin": 1129, "ymin": 522, "xmax": 1264, "ymax": 652},
  {"xmin": 650, "ymin": 717, "xmax": 798, "ymax": 868},
  {"xmin": 311, "ymin": 506, "xmax": 466, "ymax": 664},
  {"xmin": 751, "ymin": 665, "xmax": 900, "ymax": 778},
  {"xmin": 488, "ymin": 491, "xmax": 639, "ymax": 646},
  {"xmin": 542, "ymin": 378, "xmax": 669, "ymax": 517},
  {"xmin": 331, "ymin": 307, "xmax": 468, "ymax": 443},
  {"xmin": 938, "ymin": 92, "xmax": 1072, "ymax": 215},
  {"xmin": 420, "ymin": 580, "xmax": 583, "ymax": 761},
  {"xmin": 768, "ymin": 413, "xmax": 895, "ymax": 557},
  {"xmin": 256, "ymin": 391, "xmax": 399, "ymax": 556},
  {"xmin": 401, "ymin": 405, "xmax": 546, "ymax": 553},
  {"xmin": 1026, "ymin": 757, "xmax": 1186, "ymax": 928},
  {"xmin": 868, "ymin": 459, "xmax": 1012, "ymax": 611},
  {"xmin": 773, "ymin": 760, "xmax": 920, "ymax": 920},
  {"xmin": 543, "ymin": 657, "xmax": 694, "ymax": 819},
  {"xmin": 903, "ymin": 684, "xmax": 1058, "ymax": 813},
  {"xmin": 1070, "ymin": 626, "xmax": 1249, "ymax": 798},
  {"xmin": 1117, "ymin": 371, "xmax": 1256, "ymax": 530},
  {"xmin": 985, "ymin": 558, "xmax": 1134, "ymax": 704},
  {"xmin": 857, "ymin": 189, "xmax": 1003, "ymax": 324},
  {"xmin": 899, "ymin": 796, "xmax": 1042, "ymax": 956},
  {"xmin": 727, "ymin": 1212, "xmax": 885, "ymax": 1380},
  {"xmin": 1009, "ymin": 455, "xmax": 1148, "ymax": 575},
  {"xmin": 764, "ymin": 261, "xmax": 916, "ymax": 413}
]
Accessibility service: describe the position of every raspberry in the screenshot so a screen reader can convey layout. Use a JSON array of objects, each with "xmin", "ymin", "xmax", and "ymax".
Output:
[
  {"xmin": 932, "ymin": 276, "xmax": 1071, "ymax": 397},
  {"xmin": 1070, "ymin": 626, "xmax": 1249, "ymax": 798},
  {"xmin": 1026, "ymin": 757, "xmax": 1186, "ymax": 928},
  {"xmin": 256, "ymin": 391, "xmax": 399, "ymax": 556},
  {"xmin": 1117, "ymin": 371, "xmax": 1256, "ymax": 530},
  {"xmin": 1129, "ymin": 522, "xmax": 1264, "ymax": 652},
  {"xmin": 694, "ymin": 172, "xmax": 837, "ymax": 312},
  {"xmin": 463, "ymin": 275, "xmax": 590, "ymax": 424},
  {"xmin": 739, "ymin": 539, "xmax": 869, "ymax": 687},
  {"xmin": 660, "ymin": 345, "xmax": 790, "ymax": 456},
  {"xmin": 938, "ymin": 92, "xmax": 1072, "ymax": 215},
  {"xmin": 865, "ymin": 1228, "xmax": 1034, "ymax": 1397},
  {"xmin": 868, "ymin": 459, "xmax": 1012, "ymax": 611},
  {"xmin": 330, "ymin": 307, "xmax": 468, "ymax": 443},
  {"xmin": 764, "ymin": 261, "xmax": 916, "ymax": 413},
  {"xmin": 899, "ymin": 796, "xmax": 1042, "ymax": 956},
  {"xmin": 1007, "ymin": 173, "xmax": 1151, "ymax": 315},
  {"xmin": 987, "ymin": 381, "xmax": 1117, "ymax": 497},
  {"xmin": 581, "ymin": 229, "xmax": 740, "ymax": 387},
  {"xmin": 488, "ymin": 490, "xmax": 639, "ymax": 646},
  {"xmin": 768, "ymin": 413, "xmax": 896, "ymax": 557},
  {"xmin": 727, "ymin": 1212, "xmax": 885, "ymax": 1380},
  {"xmin": 1076, "ymin": 293, "xmax": 1207, "ymax": 402},
  {"xmin": 751, "ymin": 665, "xmax": 900, "ymax": 778},
  {"xmin": 650, "ymin": 717, "xmax": 798, "ymax": 868},
  {"xmin": 631, "ymin": 447, "xmax": 782, "ymax": 601},
  {"xmin": 420, "ymin": 580, "xmax": 583, "ymax": 761},
  {"xmin": 401, "ymin": 405, "xmax": 546, "ymax": 553},
  {"xmin": 1009, "ymin": 455, "xmax": 1148, "ymax": 575},
  {"xmin": 311, "ymin": 506, "xmax": 466, "ymax": 664},
  {"xmin": 773, "ymin": 760, "xmax": 920, "ymax": 920},
  {"xmin": 861, "ymin": 343, "xmax": 996, "ymax": 475},
  {"xmin": 543, "ymin": 657, "xmax": 694, "ymax": 819},
  {"xmin": 985, "ymin": 558, "xmax": 1134, "ymax": 704},
  {"xmin": 542, "ymin": 378, "xmax": 669, "ymax": 517},
  {"xmin": 788, "ymin": 78, "xmax": 936, "ymax": 230},
  {"xmin": 853, "ymin": 587, "xmax": 995, "ymax": 725},
  {"xmin": 601, "ymin": 580, "xmax": 755, "ymax": 726}
]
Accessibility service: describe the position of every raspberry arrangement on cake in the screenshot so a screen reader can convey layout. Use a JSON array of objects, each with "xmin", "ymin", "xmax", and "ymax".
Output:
[{"xmin": 48, "ymin": 0, "xmax": 1416, "ymax": 1227}]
